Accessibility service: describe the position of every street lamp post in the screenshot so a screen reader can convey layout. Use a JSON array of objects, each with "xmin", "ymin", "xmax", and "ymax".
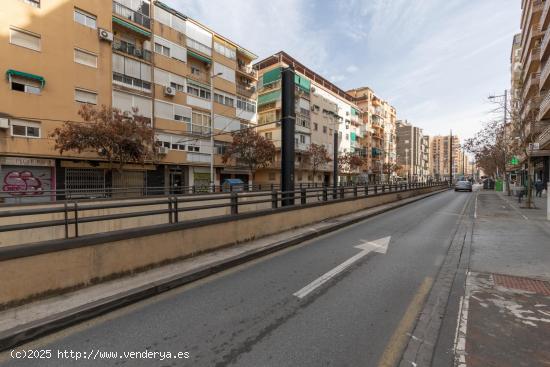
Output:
[{"xmin": 210, "ymin": 72, "xmax": 223, "ymax": 192}]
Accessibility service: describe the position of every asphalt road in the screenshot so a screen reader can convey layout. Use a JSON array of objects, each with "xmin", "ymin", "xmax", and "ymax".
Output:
[{"xmin": 1, "ymin": 189, "xmax": 474, "ymax": 367}]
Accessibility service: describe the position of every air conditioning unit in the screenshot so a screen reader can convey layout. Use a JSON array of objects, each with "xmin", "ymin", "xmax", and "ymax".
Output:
[
  {"xmin": 157, "ymin": 146, "xmax": 169, "ymax": 154},
  {"xmin": 135, "ymin": 49, "xmax": 143, "ymax": 58},
  {"xmin": 310, "ymin": 86, "xmax": 316, "ymax": 93},
  {"xmin": 0, "ymin": 118, "xmax": 9, "ymax": 129},
  {"xmin": 164, "ymin": 86, "xmax": 176, "ymax": 96},
  {"xmin": 98, "ymin": 28, "xmax": 113, "ymax": 42}
]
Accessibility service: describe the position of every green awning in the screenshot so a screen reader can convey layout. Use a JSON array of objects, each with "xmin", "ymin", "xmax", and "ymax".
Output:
[
  {"xmin": 262, "ymin": 67, "xmax": 281, "ymax": 85},
  {"xmin": 258, "ymin": 90, "xmax": 281, "ymax": 106},
  {"xmin": 351, "ymin": 108, "xmax": 360, "ymax": 116},
  {"xmin": 187, "ymin": 50, "xmax": 212, "ymax": 64},
  {"xmin": 112, "ymin": 16, "xmax": 152, "ymax": 37},
  {"xmin": 294, "ymin": 74, "xmax": 310, "ymax": 93},
  {"xmin": 187, "ymin": 78, "xmax": 211, "ymax": 90},
  {"xmin": 351, "ymin": 132, "xmax": 356, "ymax": 141},
  {"xmin": 6, "ymin": 69, "xmax": 45, "ymax": 87}
]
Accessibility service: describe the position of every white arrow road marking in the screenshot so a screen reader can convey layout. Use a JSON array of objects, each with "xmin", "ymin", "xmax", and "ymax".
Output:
[{"xmin": 293, "ymin": 236, "xmax": 391, "ymax": 299}]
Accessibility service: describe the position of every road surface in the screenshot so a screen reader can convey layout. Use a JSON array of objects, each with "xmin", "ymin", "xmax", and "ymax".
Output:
[{"xmin": 0, "ymin": 189, "xmax": 474, "ymax": 367}]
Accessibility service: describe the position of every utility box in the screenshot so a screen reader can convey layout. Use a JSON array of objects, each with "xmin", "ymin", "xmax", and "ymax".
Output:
[
  {"xmin": 222, "ymin": 178, "xmax": 245, "ymax": 192},
  {"xmin": 495, "ymin": 180, "xmax": 503, "ymax": 192}
]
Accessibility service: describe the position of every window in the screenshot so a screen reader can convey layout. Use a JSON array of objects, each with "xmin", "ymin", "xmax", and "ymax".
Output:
[
  {"xmin": 214, "ymin": 42, "xmax": 236, "ymax": 60},
  {"xmin": 155, "ymin": 100, "xmax": 192, "ymax": 123},
  {"xmin": 323, "ymin": 126, "xmax": 327, "ymax": 134},
  {"xmin": 9, "ymin": 28, "xmax": 41, "ymax": 51},
  {"xmin": 154, "ymin": 42, "xmax": 170, "ymax": 57},
  {"xmin": 11, "ymin": 120, "xmax": 40, "ymax": 138},
  {"xmin": 170, "ymin": 82, "xmax": 185, "ymax": 92},
  {"xmin": 314, "ymin": 123, "xmax": 318, "ymax": 131},
  {"xmin": 192, "ymin": 111, "xmax": 211, "ymax": 135},
  {"xmin": 187, "ymin": 83, "xmax": 211, "ymax": 100},
  {"xmin": 74, "ymin": 9, "xmax": 97, "ymax": 29},
  {"xmin": 236, "ymin": 97, "xmax": 256, "ymax": 113},
  {"xmin": 10, "ymin": 75, "xmax": 41, "ymax": 94},
  {"xmin": 299, "ymin": 135, "xmax": 306, "ymax": 144},
  {"xmin": 265, "ymin": 132, "xmax": 272, "ymax": 140},
  {"xmin": 74, "ymin": 48, "xmax": 97, "ymax": 68},
  {"xmin": 75, "ymin": 89, "xmax": 97, "ymax": 104}
]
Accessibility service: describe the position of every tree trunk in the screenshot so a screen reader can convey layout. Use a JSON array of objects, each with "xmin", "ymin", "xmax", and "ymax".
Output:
[{"xmin": 526, "ymin": 158, "xmax": 533, "ymax": 208}]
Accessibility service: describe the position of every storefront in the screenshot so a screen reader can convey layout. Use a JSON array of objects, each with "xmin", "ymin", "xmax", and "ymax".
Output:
[{"xmin": 0, "ymin": 156, "xmax": 55, "ymax": 204}]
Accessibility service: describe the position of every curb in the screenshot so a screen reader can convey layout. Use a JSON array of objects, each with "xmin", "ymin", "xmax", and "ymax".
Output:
[{"xmin": 0, "ymin": 188, "xmax": 449, "ymax": 351}]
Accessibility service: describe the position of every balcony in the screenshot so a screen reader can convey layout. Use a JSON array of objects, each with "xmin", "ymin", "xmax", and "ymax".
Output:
[
  {"xmin": 537, "ymin": 124, "xmax": 550, "ymax": 147},
  {"xmin": 541, "ymin": 57, "xmax": 550, "ymax": 90},
  {"xmin": 543, "ymin": 27, "xmax": 550, "ymax": 61},
  {"xmin": 542, "ymin": 0, "xmax": 550, "ymax": 31},
  {"xmin": 522, "ymin": 95, "xmax": 541, "ymax": 121},
  {"xmin": 521, "ymin": 23, "xmax": 543, "ymax": 64},
  {"xmin": 236, "ymin": 84, "xmax": 256, "ymax": 98},
  {"xmin": 112, "ymin": 38, "xmax": 151, "ymax": 62},
  {"xmin": 522, "ymin": 72, "xmax": 541, "ymax": 102},
  {"xmin": 524, "ymin": 46, "xmax": 541, "ymax": 75},
  {"xmin": 112, "ymin": 72, "xmax": 151, "ymax": 93},
  {"xmin": 538, "ymin": 90, "xmax": 550, "ymax": 119},
  {"xmin": 113, "ymin": 1, "xmax": 151, "ymax": 29},
  {"xmin": 237, "ymin": 64, "xmax": 258, "ymax": 80}
]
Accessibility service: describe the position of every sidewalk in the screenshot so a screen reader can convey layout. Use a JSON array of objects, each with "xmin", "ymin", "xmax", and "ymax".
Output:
[{"xmin": 455, "ymin": 190, "xmax": 550, "ymax": 367}]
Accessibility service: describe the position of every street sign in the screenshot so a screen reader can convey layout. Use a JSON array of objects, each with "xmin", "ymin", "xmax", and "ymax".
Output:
[{"xmin": 529, "ymin": 143, "xmax": 540, "ymax": 151}]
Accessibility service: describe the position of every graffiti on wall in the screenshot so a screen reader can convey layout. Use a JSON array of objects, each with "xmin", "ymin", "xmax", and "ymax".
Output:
[{"xmin": 2, "ymin": 171, "xmax": 44, "ymax": 195}]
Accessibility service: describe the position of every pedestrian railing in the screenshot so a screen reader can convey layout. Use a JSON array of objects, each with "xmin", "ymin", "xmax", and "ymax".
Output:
[{"xmin": 0, "ymin": 182, "xmax": 447, "ymax": 246}]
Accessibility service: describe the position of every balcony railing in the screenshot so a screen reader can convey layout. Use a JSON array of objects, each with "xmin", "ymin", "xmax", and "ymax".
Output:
[
  {"xmin": 542, "ymin": 0, "xmax": 550, "ymax": 31},
  {"xmin": 538, "ymin": 90, "xmax": 550, "ymax": 120},
  {"xmin": 186, "ymin": 38, "xmax": 212, "ymax": 56},
  {"xmin": 541, "ymin": 57, "xmax": 550, "ymax": 89},
  {"xmin": 521, "ymin": 95, "xmax": 540, "ymax": 121},
  {"xmin": 113, "ymin": 72, "xmax": 152, "ymax": 93},
  {"xmin": 537, "ymin": 124, "xmax": 550, "ymax": 147},
  {"xmin": 237, "ymin": 65, "xmax": 258, "ymax": 79},
  {"xmin": 112, "ymin": 38, "xmax": 151, "ymax": 62},
  {"xmin": 113, "ymin": 1, "xmax": 151, "ymax": 29},
  {"xmin": 236, "ymin": 84, "xmax": 256, "ymax": 98},
  {"xmin": 522, "ymin": 72, "xmax": 541, "ymax": 101},
  {"xmin": 525, "ymin": 46, "xmax": 541, "ymax": 73}
]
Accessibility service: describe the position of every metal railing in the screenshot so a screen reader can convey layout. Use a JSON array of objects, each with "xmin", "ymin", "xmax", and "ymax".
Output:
[
  {"xmin": 113, "ymin": 1, "xmax": 151, "ymax": 29},
  {"xmin": 0, "ymin": 181, "xmax": 447, "ymax": 243},
  {"xmin": 112, "ymin": 38, "xmax": 152, "ymax": 61}
]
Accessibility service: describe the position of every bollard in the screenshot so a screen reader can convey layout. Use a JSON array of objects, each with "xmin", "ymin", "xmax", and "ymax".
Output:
[{"xmin": 230, "ymin": 192, "xmax": 238, "ymax": 215}]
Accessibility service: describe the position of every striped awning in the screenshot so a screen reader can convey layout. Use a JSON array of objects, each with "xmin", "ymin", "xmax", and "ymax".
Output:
[
  {"xmin": 6, "ymin": 69, "xmax": 45, "ymax": 87},
  {"xmin": 112, "ymin": 16, "xmax": 152, "ymax": 37}
]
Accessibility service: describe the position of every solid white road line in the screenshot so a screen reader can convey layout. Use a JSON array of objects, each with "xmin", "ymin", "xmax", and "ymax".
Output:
[{"xmin": 293, "ymin": 237, "xmax": 390, "ymax": 299}]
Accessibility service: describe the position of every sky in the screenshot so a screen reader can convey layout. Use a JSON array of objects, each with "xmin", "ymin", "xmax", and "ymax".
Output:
[{"xmin": 164, "ymin": 0, "xmax": 521, "ymax": 140}]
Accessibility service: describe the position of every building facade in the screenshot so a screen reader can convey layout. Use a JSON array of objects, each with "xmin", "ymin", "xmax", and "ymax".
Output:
[
  {"xmin": 0, "ymin": 0, "xmax": 258, "ymax": 202},
  {"xmin": 430, "ymin": 135, "xmax": 461, "ymax": 180},
  {"xmin": 254, "ymin": 52, "xmax": 365, "ymax": 185},
  {"xmin": 395, "ymin": 120, "xmax": 430, "ymax": 181},
  {"xmin": 515, "ymin": 0, "xmax": 549, "ymax": 185}
]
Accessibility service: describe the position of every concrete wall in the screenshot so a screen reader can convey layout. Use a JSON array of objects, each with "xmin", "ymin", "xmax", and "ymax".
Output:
[{"xmin": 0, "ymin": 186, "xmax": 444, "ymax": 307}]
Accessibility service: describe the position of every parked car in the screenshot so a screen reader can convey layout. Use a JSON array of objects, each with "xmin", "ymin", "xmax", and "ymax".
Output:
[{"xmin": 455, "ymin": 180, "xmax": 473, "ymax": 192}]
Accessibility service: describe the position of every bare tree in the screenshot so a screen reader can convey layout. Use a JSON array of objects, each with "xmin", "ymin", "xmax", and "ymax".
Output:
[
  {"xmin": 50, "ymin": 105, "xmax": 157, "ymax": 171},
  {"xmin": 222, "ymin": 129, "xmax": 276, "ymax": 186},
  {"xmin": 306, "ymin": 143, "xmax": 332, "ymax": 183}
]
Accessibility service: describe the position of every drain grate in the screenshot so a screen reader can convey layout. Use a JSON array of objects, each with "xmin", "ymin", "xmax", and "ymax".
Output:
[{"xmin": 493, "ymin": 274, "xmax": 550, "ymax": 296}]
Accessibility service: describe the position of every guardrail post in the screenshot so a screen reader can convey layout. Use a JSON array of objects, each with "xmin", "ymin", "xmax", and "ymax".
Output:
[
  {"xmin": 192, "ymin": 185, "xmax": 196, "ymax": 194},
  {"xmin": 382, "ymin": 184, "xmax": 385, "ymax": 193},
  {"xmin": 323, "ymin": 186, "xmax": 328, "ymax": 201},
  {"xmin": 333, "ymin": 187, "xmax": 337, "ymax": 200},
  {"xmin": 168, "ymin": 196, "xmax": 173, "ymax": 224},
  {"xmin": 374, "ymin": 185, "xmax": 378, "ymax": 195},
  {"xmin": 272, "ymin": 190, "xmax": 278, "ymax": 209},
  {"xmin": 64, "ymin": 201, "xmax": 69, "ymax": 239},
  {"xmin": 353, "ymin": 185, "xmax": 358, "ymax": 197},
  {"xmin": 73, "ymin": 202, "xmax": 79, "ymax": 238},
  {"xmin": 365, "ymin": 185, "xmax": 369, "ymax": 196},
  {"xmin": 173, "ymin": 195, "xmax": 179, "ymax": 223},
  {"xmin": 301, "ymin": 188, "xmax": 306, "ymax": 204},
  {"xmin": 339, "ymin": 186, "xmax": 344, "ymax": 199},
  {"xmin": 231, "ymin": 192, "xmax": 239, "ymax": 215}
]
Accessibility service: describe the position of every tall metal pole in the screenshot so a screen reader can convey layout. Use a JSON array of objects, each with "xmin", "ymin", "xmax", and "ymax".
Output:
[
  {"xmin": 503, "ymin": 89, "xmax": 511, "ymax": 195},
  {"xmin": 210, "ymin": 75, "xmax": 215, "ymax": 192},
  {"xmin": 281, "ymin": 67, "xmax": 295, "ymax": 206},
  {"xmin": 449, "ymin": 130, "xmax": 453, "ymax": 183},
  {"xmin": 333, "ymin": 126, "xmax": 338, "ymax": 190}
]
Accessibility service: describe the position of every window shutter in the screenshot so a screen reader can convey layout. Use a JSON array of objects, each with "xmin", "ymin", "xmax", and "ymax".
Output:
[
  {"xmin": 112, "ymin": 54, "xmax": 125, "ymax": 73},
  {"xmin": 174, "ymin": 104, "xmax": 192, "ymax": 120},
  {"xmin": 10, "ymin": 28, "xmax": 40, "ymax": 51},
  {"xmin": 125, "ymin": 58, "xmax": 141, "ymax": 79},
  {"xmin": 154, "ymin": 100, "xmax": 174, "ymax": 120}
]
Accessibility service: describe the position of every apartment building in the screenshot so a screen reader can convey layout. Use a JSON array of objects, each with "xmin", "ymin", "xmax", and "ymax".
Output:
[
  {"xmin": 430, "ymin": 135, "xmax": 461, "ymax": 180},
  {"xmin": 0, "ymin": 0, "xmax": 258, "ymax": 202},
  {"xmin": 347, "ymin": 87, "xmax": 398, "ymax": 182},
  {"xmin": 254, "ymin": 51, "xmax": 364, "ymax": 185},
  {"xmin": 516, "ymin": 0, "xmax": 550, "ymax": 184},
  {"xmin": 395, "ymin": 120, "xmax": 429, "ymax": 181}
]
